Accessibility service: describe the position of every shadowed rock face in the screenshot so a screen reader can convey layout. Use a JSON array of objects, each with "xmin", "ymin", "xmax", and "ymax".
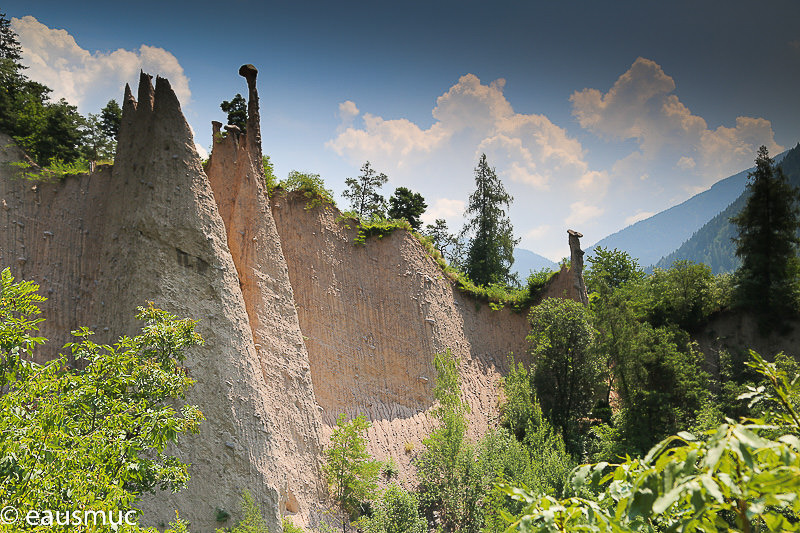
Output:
[{"xmin": 1, "ymin": 71, "xmax": 315, "ymax": 532}]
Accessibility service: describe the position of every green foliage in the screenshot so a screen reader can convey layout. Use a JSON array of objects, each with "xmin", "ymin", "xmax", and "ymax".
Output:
[
  {"xmin": 586, "ymin": 255, "xmax": 716, "ymax": 458},
  {"xmin": 0, "ymin": 268, "xmax": 205, "ymax": 531},
  {"xmin": 359, "ymin": 484, "xmax": 427, "ymax": 533},
  {"xmin": 100, "ymin": 99, "xmax": 122, "ymax": 140},
  {"xmin": 0, "ymin": 12, "xmax": 24, "ymax": 67},
  {"xmin": 0, "ymin": 17, "xmax": 88, "ymax": 166},
  {"xmin": 731, "ymin": 145, "xmax": 800, "ymax": 327},
  {"xmin": 343, "ymin": 161, "xmax": 388, "ymax": 217},
  {"xmin": 346, "ymin": 214, "xmax": 413, "ymax": 245},
  {"xmin": 423, "ymin": 218, "xmax": 464, "ymax": 268},
  {"xmin": 81, "ymin": 113, "xmax": 117, "ymax": 162},
  {"xmin": 6, "ymin": 158, "xmax": 95, "ymax": 182},
  {"xmin": 462, "ymin": 154, "xmax": 518, "ymax": 286},
  {"xmin": 387, "ymin": 187, "xmax": 427, "ymax": 230},
  {"xmin": 220, "ymin": 93, "xmax": 248, "ymax": 133},
  {"xmin": 281, "ymin": 170, "xmax": 336, "ymax": 209},
  {"xmin": 641, "ymin": 260, "xmax": 715, "ymax": 331},
  {"xmin": 586, "ymin": 247, "xmax": 645, "ymax": 296},
  {"xmin": 323, "ymin": 413, "xmax": 380, "ymax": 525},
  {"xmin": 528, "ymin": 298, "xmax": 601, "ymax": 452},
  {"xmin": 381, "ymin": 457, "xmax": 399, "ymax": 480},
  {"xmin": 416, "ymin": 349, "xmax": 473, "ymax": 530},
  {"xmin": 503, "ymin": 350, "xmax": 800, "ymax": 532},
  {"xmin": 0, "ymin": 268, "xmax": 46, "ymax": 392},
  {"xmin": 282, "ymin": 517, "xmax": 304, "ymax": 533},
  {"xmin": 498, "ymin": 361, "xmax": 576, "ymax": 498},
  {"xmin": 216, "ymin": 490, "xmax": 270, "ymax": 533},
  {"xmin": 263, "ymin": 155, "xmax": 278, "ymax": 195}
]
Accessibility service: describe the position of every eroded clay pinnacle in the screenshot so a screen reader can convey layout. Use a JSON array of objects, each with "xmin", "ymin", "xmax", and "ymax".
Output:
[{"xmin": 238, "ymin": 64, "xmax": 262, "ymax": 160}]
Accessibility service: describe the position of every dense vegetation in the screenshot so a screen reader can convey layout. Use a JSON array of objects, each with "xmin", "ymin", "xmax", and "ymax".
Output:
[
  {"xmin": 0, "ymin": 13, "xmax": 120, "ymax": 177},
  {"xmin": 321, "ymin": 231, "xmax": 800, "ymax": 532},
  {"xmin": 656, "ymin": 143, "xmax": 800, "ymax": 274},
  {"xmin": 0, "ymin": 268, "xmax": 204, "ymax": 532}
]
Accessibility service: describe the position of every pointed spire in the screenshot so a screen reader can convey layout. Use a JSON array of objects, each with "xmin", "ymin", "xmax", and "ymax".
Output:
[
  {"xmin": 137, "ymin": 70, "xmax": 154, "ymax": 113},
  {"xmin": 238, "ymin": 64, "xmax": 262, "ymax": 163}
]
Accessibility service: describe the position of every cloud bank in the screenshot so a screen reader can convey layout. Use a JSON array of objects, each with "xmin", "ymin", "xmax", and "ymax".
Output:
[
  {"xmin": 571, "ymin": 57, "xmax": 782, "ymax": 186},
  {"xmin": 329, "ymin": 73, "xmax": 601, "ymax": 192},
  {"xmin": 327, "ymin": 60, "xmax": 782, "ymax": 261},
  {"xmin": 12, "ymin": 16, "xmax": 191, "ymax": 113}
]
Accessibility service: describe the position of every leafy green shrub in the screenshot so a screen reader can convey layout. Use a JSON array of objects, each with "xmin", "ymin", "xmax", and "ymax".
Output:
[
  {"xmin": 503, "ymin": 350, "xmax": 800, "ymax": 532},
  {"xmin": 359, "ymin": 484, "xmax": 426, "ymax": 533},
  {"xmin": 6, "ymin": 157, "xmax": 93, "ymax": 182},
  {"xmin": 278, "ymin": 170, "xmax": 335, "ymax": 209},
  {"xmin": 263, "ymin": 155, "xmax": 278, "ymax": 196},
  {"xmin": 323, "ymin": 413, "xmax": 380, "ymax": 524},
  {"xmin": 0, "ymin": 268, "xmax": 204, "ymax": 531},
  {"xmin": 416, "ymin": 349, "xmax": 472, "ymax": 529},
  {"xmin": 216, "ymin": 490, "xmax": 270, "ymax": 533},
  {"xmin": 381, "ymin": 457, "xmax": 399, "ymax": 480},
  {"xmin": 282, "ymin": 517, "xmax": 305, "ymax": 533},
  {"xmin": 349, "ymin": 214, "xmax": 413, "ymax": 245}
]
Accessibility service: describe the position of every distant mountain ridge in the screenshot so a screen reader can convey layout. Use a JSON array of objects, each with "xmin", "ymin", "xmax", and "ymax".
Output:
[
  {"xmin": 511, "ymin": 247, "xmax": 558, "ymax": 278},
  {"xmin": 587, "ymin": 150, "xmax": 789, "ymax": 268},
  {"xmin": 655, "ymin": 143, "xmax": 800, "ymax": 274}
]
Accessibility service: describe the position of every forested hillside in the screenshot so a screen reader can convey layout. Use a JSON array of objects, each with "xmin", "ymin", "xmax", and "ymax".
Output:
[
  {"xmin": 587, "ymin": 163, "xmax": 759, "ymax": 268},
  {"xmin": 656, "ymin": 143, "xmax": 800, "ymax": 273}
]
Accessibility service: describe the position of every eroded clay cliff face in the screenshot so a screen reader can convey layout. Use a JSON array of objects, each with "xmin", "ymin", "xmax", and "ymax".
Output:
[
  {"xmin": 0, "ymin": 73, "xmax": 317, "ymax": 532},
  {"xmin": 270, "ymin": 193, "xmax": 531, "ymax": 478},
  {"xmin": 1, "ymin": 64, "xmax": 589, "ymax": 529},
  {"xmin": 0, "ymin": 143, "xmax": 113, "ymax": 362},
  {"xmin": 204, "ymin": 65, "xmax": 325, "ymax": 523}
]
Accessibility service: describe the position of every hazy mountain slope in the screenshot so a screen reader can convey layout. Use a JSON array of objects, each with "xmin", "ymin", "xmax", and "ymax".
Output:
[
  {"xmin": 511, "ymin": 247, "xmax": 558, "ymax": 277},
  {"xmin": 587, "ymin": 154, "xmax": 788, "ymax": 267},
  {"xmin": 655, "ymin": 143, "xmax": 800, "ymax": 274}
]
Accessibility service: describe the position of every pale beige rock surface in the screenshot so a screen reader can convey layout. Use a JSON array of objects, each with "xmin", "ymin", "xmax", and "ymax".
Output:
[
  {"xmin": 205, "ymin": 66, "xmax": 325, "ymax": 525},
  {"xmin": 270, "ymin": 193, "xmax": 531, "ymax": 481}
]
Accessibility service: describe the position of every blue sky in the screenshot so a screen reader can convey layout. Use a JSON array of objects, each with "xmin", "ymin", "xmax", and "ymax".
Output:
[{"xmin": 5, "ymin": 0, "xmax": 799, "ymax": 260}]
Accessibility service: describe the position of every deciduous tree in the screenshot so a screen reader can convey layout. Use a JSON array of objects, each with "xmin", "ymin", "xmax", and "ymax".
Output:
[
  {"xmin": 323, "ymin": 413, "xmax": 380, "ymax": 531},
  {"xmin": 528, "ymin": 297, "xmax": 600, "ymax": 452},
  {"xmin": 0, "ymin": 268, "xmax": 204, "ymax": 531}
]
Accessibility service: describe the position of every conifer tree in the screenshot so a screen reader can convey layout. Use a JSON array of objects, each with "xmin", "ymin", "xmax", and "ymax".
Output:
[
  {"xmin": 462, "ymin": 154, "xmax": 518, "ymax": 286},
  {"xmin": 388, "ymin": 186, "xmax": 426, "ymax": 229},
  {"xmin": 220, "ymin": 93, "xmax": 247, "ymax": 133},
  {"xmin": 730, "ymin": 146, "xmax": 800, "ymax": 324}
]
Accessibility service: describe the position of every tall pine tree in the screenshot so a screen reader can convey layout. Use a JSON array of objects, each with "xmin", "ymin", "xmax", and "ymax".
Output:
[
  {"xmin": 730, "ymin": 146, "xmax": 800, "ymax": 325},
  {"xmin": 463, "ymin": 154, "xmax": 518, "ymax": 286}
]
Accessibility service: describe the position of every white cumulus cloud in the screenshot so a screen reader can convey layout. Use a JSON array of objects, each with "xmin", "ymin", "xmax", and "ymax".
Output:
[
  {"xmin": 565, "ymin": 201, "xmax": 604, "ymax": 227},
  {"xmin": 328, "ymin": 73, "xmax": 601, "ymax": 193},
  {"xmin": 421, "ymin": 198, "xmax": 465, "ymax": 225},
  {"xmin": 12, "ymin": 15, "xmax": 191, "ymax": 114},
  {"xmin": 570, "ymin": 57, "xmax": 782, "ymax": 185}
]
